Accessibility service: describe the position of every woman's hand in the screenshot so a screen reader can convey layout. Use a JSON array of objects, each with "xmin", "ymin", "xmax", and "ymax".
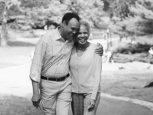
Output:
[{"xmin": 88, "ymin": 99, "xmax": 95, "ymax": 111}]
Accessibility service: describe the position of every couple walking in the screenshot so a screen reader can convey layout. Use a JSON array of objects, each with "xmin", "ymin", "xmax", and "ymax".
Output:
[{"xmin": 30, "ymin": 12, "xmax": 103, "ymax": 115}]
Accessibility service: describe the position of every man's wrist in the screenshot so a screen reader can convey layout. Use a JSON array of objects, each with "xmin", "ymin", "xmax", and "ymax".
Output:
[
  {"xmin": 33, "ymin": 89, "xmax": 40, "ymax": 94},
  {"xmin": 32, "ymin": 92, "xmax": 40, "ymax": 101}
]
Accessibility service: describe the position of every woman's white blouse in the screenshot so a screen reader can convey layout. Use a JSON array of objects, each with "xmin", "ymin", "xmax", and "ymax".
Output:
[{"xmin": 70, "ymin": 43, "xmax": 102, "ymax": 100}]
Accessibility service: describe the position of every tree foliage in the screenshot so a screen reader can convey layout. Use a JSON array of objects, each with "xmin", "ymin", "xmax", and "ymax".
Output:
[
  {"xmin": 70, "ymin": 0, "xmax": 106, "ymax": 27},
  {"xmin": 0, "ymin": 0, "xmax": 21, "ymax": 46},
  {"xmin": 109, "ymin": 0, "xmax": 153, "ymax": 38},
  {"xmin": 19, "ymin": 0, "xmax": 50, "ymax": 8},
  {"xmin": 1, "ymin": 0, "xmax": 153, "ymax": 39},
  {"xmin": 0, "ymin": 0, "xmax": 21, "ymax": 18}
]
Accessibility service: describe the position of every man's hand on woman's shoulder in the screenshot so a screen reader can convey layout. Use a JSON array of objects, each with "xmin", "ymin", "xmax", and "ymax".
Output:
[{"xmin": 95, "ymin": 43, "xmax": 103, "ymax": 56}]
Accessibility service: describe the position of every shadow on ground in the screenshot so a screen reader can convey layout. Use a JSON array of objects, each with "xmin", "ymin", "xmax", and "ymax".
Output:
[{"xmin": 7, "ymin": 41, "xmax": 35, "ymax": 47}]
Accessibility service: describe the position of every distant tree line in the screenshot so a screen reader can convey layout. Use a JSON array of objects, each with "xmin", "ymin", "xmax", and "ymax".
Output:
[{"xmin": 0, "ymin": 0, "xmax": 153, "ymax": 46}]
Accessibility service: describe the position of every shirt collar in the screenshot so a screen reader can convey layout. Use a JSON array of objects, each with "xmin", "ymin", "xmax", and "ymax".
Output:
[{"xmin": 54, "ymin": 27, "xmax": 66, "ymax": 42}]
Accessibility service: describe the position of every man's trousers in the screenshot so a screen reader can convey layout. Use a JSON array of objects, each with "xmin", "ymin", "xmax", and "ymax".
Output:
[{"xmin": 39, "ymin": 77, "xmax": 72, "ymax": 115}]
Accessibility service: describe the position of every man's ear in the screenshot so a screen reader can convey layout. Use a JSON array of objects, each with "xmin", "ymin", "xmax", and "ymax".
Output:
[
  {"xmin": 60, "ymin": 22, "xmax": 63, "ymax": 27},
  {"xmin": 63, "ymin": 21, "xmax": 67, "ymax": 26},
  {"xmin": 61, "ymin": 21, "xmax": 67, "ymax": 29}
]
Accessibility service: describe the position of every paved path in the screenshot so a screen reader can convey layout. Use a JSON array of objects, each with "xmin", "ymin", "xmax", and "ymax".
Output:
[
  {"xmin": 0, "ymin": 62, "xmax": 153, "ymax": 115},
  {"xmin": 97, "ymin": 97, "xmax": 153, "ymax": 115},
  {"xmin": 0, "ymin": 63, "xmax": 32, "ymax": 98}
]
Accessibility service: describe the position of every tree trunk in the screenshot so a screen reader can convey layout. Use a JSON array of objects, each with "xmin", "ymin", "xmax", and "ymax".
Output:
[
  {"xmin": 0, "ymin": 3, "xmax": 8, "ymax": 46},
  {"xmin": 0, "ymin": 22, "xmax": 8, "ymax": 46}
]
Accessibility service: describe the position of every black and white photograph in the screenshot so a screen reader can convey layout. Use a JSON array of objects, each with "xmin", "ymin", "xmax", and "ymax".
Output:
[{"xmin": 0, "ymin": 0, "xmax": 153, "ymax": 115}]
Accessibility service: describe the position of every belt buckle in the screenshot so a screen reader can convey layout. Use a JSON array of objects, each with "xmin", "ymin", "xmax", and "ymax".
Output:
[
  {"xmin": 56, "ymin": 76, "xmax": 63, "ymax": 82},
  {"xmin": 56, "ymin": 77, "xmax": 59, "ymax": 82},
  {"xmin": 47, "ymin": 77, "xmax": 49, "ymax": 80}
]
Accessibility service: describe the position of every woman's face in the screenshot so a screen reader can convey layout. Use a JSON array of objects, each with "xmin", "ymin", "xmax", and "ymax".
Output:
[{"xmin": 77, "ymin": 24, "xmax": 89, "ymax": 45}]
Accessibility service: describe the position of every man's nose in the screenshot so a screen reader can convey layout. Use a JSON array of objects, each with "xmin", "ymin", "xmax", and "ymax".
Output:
[{"xmin": 72, "ymin": 30, "xmax": 77, "ymax": 34}]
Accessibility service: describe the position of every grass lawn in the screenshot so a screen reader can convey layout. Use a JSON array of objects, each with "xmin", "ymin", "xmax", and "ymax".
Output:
[
  {"xmin": 0, "ymin": 95, "xmax": 43, "ymax": 115},
  {"xmin": 101, "ymin": 70, "xmax": 153, "ymax": 103}
]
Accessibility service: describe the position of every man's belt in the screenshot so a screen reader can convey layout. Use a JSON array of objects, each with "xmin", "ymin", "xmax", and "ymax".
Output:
[{"xmin": 41, "ymin": 73, "xmax": 69, "ymax": 82}]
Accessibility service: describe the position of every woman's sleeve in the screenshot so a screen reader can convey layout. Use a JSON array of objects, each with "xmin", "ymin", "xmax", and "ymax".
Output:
[{"xmin": 91, "ymin": 50, "xmax": 102, "ymax": 100}]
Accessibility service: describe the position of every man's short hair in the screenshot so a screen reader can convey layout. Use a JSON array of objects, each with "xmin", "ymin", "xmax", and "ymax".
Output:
[{"xmin": 62, "ymin": 12, "xmax": 80, "ymax": 25}]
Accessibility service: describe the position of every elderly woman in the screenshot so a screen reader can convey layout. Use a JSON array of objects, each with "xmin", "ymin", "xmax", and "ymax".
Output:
[{"xmin": 70, "ymin": 20, "xmax": 102, "ymax": 115}]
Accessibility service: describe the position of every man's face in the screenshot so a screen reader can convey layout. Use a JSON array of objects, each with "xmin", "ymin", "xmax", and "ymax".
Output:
[{"xmin": 63, "ymin": 18, "xmax": 80, "ymax": 41}]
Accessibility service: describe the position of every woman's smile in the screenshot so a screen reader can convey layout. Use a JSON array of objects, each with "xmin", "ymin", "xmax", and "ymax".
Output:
[{"xmin": 78, "ymin": 37, "xmax": 87, "ymax": 44}]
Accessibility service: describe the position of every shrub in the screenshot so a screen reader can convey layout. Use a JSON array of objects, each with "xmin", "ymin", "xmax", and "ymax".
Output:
[
  {"xmin": 114, "ymin": 43, "xmax": 152, "ymax": 54},
  {"xmin": 112, "ymin": 43, "xmax": 153, "ymax": 63}
]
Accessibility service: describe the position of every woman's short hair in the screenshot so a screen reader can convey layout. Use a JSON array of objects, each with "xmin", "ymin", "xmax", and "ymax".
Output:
[{"xmin": 79, "ymin": 20, "xmax": 90, "ymax": 33}]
